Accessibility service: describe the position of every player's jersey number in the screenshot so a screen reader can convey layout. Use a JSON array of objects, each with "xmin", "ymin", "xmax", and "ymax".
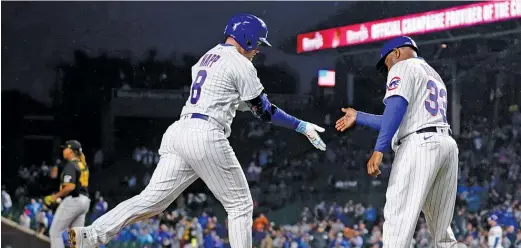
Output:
[
  {"xmin": 190, "ymin": 70, "xmax": 208, "ymax": 104},
  {"xmin": 424, "ymin": 80, "xmax": 448, "ymax": 123}
]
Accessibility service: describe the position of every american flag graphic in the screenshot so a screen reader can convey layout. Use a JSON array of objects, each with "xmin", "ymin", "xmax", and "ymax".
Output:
[{"xmin": 318, "ymin": 70, "xmax": 336, "ymax": 87}]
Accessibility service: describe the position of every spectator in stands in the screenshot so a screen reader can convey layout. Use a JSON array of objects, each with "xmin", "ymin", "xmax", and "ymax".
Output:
[
  {"xmin": 19, "ymin": 209, "xmax": 31, "ymax": 229},
  {"xmin": 254, "ymin": 213, "xmax": 269, "ymax": 233},
  {"xmin": 25, "ymin": 198, "xmax": 42, "ymax": 221},
  {"xmin": 311, "ymin": 224, "xmax": 328, "ymax": 248},
  {"xmin": 40, "ymin": 161, "xmax": 50, "ymax": 177},
  {"xmin": 133, "ymin": 147, "xmax": 143, "ymax": 163},
  {"xmin": 46, "ymin": 209, "xmax": 54, "ymax": 230},
  {"xmin": 329, "ymin": 232, "xmax": 349, "ymax": 248},
  {"xmin": 247, "ymin": 161, "xmax": 262, "ymax": 183},
  {"xmin": 136, "ymin": 227, "xmax": 154, "ymax": 245},
  {"xmin": 94, "ymin": 149, "xmax": 104, "ymax": 168},
  {"xmin": 514, "ymin": 230, "xmax": 521, "ymax": 247},
  {"xmin": 192, "ymin": 217, "xmax": 204, "ymax": 246},
  {"xmin": 91, "ymin": 196, "xmax": 108, "ymax": 222},
  {"xmin": 198, "ymin": 211, "xmax": 210, "ymax": 229},
  {"xmin": 36, "ymin": 209, "xmax": 48, "ymax": 235},
  {"xmin": 155, "ymin": 224, "xmax": 174, "ymax": 247},
  {"xmin": 2, "ymin": 186, "xmax": 12, "ymax": 216},
  {"xmin": 363, "ymin": 205, "xmax": 376, "ymax": 224},
  {"xmin": 127, "ymin": 175, "xmax": 137, "ymax": 188},
  {"xmin": 143, "ymin": 172, "xmax": 152, "ymax": 186}
]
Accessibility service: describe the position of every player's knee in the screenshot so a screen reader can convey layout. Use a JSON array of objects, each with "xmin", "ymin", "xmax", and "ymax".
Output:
[
  {"xmin": 233, "ymin": 198, "xmax": 253, "ymax": 215},
  {"xmin": 244, "ymin": 198, "xmax": 254, "ymax": 212},
  {"xmin": 224, "ymin": 197, "xmax": 253, "ymax": 217}
]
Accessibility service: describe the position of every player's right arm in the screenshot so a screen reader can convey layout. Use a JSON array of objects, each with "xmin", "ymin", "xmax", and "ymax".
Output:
[{"xmin": 233, "ymin": 57, "xmax": 326, "ymax": 151}]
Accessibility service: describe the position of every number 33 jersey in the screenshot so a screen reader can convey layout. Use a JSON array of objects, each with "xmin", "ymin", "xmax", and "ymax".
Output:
[
  {"xmin": 180, "ymin": 44, "xmax": 264, "ymax": 137},
  {"xmin": 383, "ymin": 58, "xmax": 451, "ymax": 148}
]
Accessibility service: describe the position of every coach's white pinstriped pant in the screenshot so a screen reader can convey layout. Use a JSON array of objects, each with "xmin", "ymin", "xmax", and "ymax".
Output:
[
  {"xmin": 87, "ymin": 118, "xmax": 253, "ymax": 247},
  {"xmin": 383, "ymin": 131, "xmax": 458, "ymax": 248}
]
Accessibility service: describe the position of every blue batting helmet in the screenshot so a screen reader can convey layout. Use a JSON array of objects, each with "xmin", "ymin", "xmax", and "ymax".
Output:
[
  {"xmin": 376, "ymin": 36, "xmax": 419, "ymax": 74},
  {"xmin": 224, "ymin": 13, "xmax": 272, "ymax": 52}
]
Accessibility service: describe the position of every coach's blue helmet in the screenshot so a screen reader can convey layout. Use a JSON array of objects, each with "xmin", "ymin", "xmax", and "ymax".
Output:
[
  {"xmin": 224, "ymin": 13, "xmax": 272, "ymax": 52},
  {"xmin": 376, "ymin": 36, "xmax": 419, "ymax": 74}
]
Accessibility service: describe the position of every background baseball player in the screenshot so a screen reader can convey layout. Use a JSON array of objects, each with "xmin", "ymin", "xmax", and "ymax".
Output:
[
  {"xmin": 335, "ymin": 36, "xmax": 458, "ymax": 247},
  {"xmin": 488, "ymin": 215, "xmax": 503, "ymax": 248},
  {"xmin": 46, "ymin": 140, "xmax": 91, "ymax": 248},
  {"xmin": 69, "ymin": 13, "xmax": 326, "ymax": 248}
]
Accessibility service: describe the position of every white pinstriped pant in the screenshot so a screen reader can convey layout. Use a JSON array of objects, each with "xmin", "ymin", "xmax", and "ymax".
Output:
[
  {"xmin": 88, "ymin": 117, "xmax": 253, "ymax": 247},
  {"xmin": 383, "ymin": 131, "xmax": 458, "ymax": 248}
]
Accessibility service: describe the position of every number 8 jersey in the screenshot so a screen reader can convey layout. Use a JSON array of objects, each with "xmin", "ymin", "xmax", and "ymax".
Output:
[
  {"xmin": 180, "ymin": 44, "xmax": 264, "ymax": 137},
  {"xmin": 383, "ymin": 58, "xmax": 451, "ymax": 150}
]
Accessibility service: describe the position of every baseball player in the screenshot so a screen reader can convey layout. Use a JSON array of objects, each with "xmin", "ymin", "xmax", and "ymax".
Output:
[
  {"xmin": 488, "ymin": 215, "xmax": 503, "ymax": 248},
  {"xmin": 69, "ymin": 13, "xmax": 326, "ymax": 248},
  {"xmin": 336, "ymin": 36, "xmax": 458, "ymax": 247},
  {"xmin": 47, "ymin": 140, "xmax": 91, "ymax": 248}
]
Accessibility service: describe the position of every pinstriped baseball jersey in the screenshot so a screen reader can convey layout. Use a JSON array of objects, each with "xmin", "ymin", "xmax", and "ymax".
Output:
[
  {"xmin": 383, "ymin": 58, "xmax": 450, "ymax": 150},
  {"xmin": 180, "ymin": 44, "xmax": 264, "ymax": 137}
]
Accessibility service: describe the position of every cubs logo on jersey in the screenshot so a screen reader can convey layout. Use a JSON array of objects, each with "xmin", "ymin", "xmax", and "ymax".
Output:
[{"xmin": 387, "ymin": 76, "xmax": 400, "ymax": 91}]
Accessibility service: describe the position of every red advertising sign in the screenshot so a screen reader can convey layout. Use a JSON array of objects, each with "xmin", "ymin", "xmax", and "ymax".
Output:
[{"xmin": 297, "ymin": 0, "xmax": 521, "ymax": 53}]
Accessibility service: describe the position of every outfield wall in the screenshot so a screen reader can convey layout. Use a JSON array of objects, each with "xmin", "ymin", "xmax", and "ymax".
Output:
[{"xmin": 1, "ymin": 217, "xmax": 50, "ymax": 248}]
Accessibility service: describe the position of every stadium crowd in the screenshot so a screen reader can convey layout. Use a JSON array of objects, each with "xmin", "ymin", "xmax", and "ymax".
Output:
[
  {"xmin": 2, "ymin": 51, "xmax": 521, "ymax": 248},
  {"xmin": 3, "ymin": 104, "xmax": 521, "ymax": 247}
]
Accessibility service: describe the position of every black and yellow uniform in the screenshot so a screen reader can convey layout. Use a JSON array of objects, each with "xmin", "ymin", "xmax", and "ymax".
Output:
[
  {"xmin": 49, "ymin": 140, "xmax": 92, "ymax": 248},
  {"xmin": 61, "ymin": 159, "xmax": 89, "ymax": 197}
]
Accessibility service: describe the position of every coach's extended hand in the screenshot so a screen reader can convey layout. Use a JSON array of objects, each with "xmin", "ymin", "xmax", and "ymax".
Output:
[
  {"xmin": 296, "ymin": 121, "xmax": 326, "ymax": 151},
  {"xmin": 335, "ymin": 108, "xmax": 357, "ymax": 132}
]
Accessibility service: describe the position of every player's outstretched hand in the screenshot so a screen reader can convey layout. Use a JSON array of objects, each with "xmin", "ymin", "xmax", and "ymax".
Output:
[
  {"xmin": 296, "ymin": 121, "xmax": 326, "ymax": 151},
  {"xmin": 335, "ymin": 108, "xmax": 357, "ymax": 132}
]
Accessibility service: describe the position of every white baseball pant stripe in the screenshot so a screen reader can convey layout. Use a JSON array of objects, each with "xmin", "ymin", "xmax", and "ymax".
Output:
[
  {"xmin": 88, "ymin": 117, "xmax": 253, "ymax": 247},
  {"xmin": 383, "ymin": 131, "xmax": 458, "ymax": 248},
  {"xmin": 50, "ymin": 195, "xmax": 91, "ymax": 248}
]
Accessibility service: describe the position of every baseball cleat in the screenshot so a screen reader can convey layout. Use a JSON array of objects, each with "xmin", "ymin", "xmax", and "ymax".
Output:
[{"xmin": 69, "ymin": 227, "xmax": 97, "ymax": 248}]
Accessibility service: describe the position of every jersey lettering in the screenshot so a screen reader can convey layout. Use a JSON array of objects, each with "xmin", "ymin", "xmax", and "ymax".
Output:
[
  {"xmin": 200, "ymin": 54, "xmax": 221, "ymax": 67},
  {"xmin": 424, "ymin": 80, "xmax": 448, "ymax": 123},
  {"xmin": 190, "ymin": 70, "xmax": 208, "ymax": 104}
]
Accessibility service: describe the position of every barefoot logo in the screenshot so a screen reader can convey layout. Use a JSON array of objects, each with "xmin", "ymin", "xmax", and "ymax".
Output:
[
  {"xmin": 302, "ymin": 32, "xmax": 324, "ymax": 52},
  {"xmin": 346, "ymin": 25, "xmax": 369, "ymax": 44}
]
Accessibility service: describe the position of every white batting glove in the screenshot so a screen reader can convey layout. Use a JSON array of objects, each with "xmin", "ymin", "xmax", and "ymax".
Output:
[{"xmin": 295, "ymin": 121, "xmax": 327, "ymax": 151}]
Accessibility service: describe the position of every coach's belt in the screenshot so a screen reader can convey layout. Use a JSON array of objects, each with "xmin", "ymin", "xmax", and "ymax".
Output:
[
  {"xmin": 416, "ymin": 126, "xmax": 452, "ymax": 136},
  {"xmin": 398, "ymin": 127, "xmax": 452, "ymax": 145}
]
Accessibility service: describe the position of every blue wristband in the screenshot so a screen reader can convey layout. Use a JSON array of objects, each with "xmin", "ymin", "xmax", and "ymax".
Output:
[{"xmin": 260, "ymin": 94, "xmax": 301, "ymax": 130}]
